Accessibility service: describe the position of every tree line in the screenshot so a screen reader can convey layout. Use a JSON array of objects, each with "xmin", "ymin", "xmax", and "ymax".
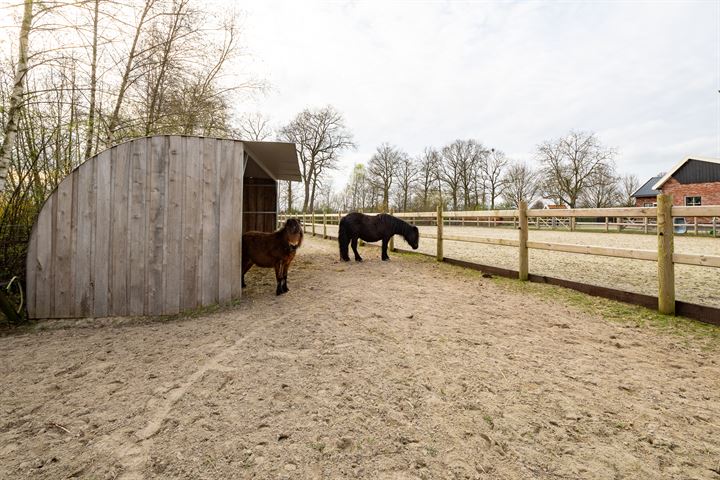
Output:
[
  {"xmin": 0, "ymin": 0, "xmax": 260, "ymax": 229},
  {"xmin": 237, "ymin": 110, "xmax": 640, "ymax": 214},
  {"xmin": 276, "ymin": 125, "xmax": 640, "ymax": 214}
]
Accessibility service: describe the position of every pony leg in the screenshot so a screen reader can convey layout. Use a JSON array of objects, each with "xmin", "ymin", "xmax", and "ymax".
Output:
[
  {"xmin": 274, "ymin": 263, "xmax": 285, "ymax": 296},
  {"xmin": 351, "ymin": 237, "xmax": 363, "ymax": 262},
  {"xmin": 381, "ymin": 238, "xmax": 390, "ymax": 261},
  {"xmin": 338, "ymin": 226, "xmax": 351, "ymax": 261},
  {"xmin": 281, "ymin": 258, "xmax": 290, "ymax": 293}
]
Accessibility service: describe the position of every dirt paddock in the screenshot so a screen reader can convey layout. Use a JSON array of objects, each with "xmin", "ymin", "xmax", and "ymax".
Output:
[
  {"xmin": 1, "ymin": 237, "xmax": 719, "ymax": 479},
  {"xmin": 321, "ymin": 223, "xmax": 720, "ymax": 308}
]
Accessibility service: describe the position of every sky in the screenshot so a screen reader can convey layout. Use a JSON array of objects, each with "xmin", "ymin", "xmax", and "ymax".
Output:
[{"xmin": 231, "ymin": 0, "xmax": 720, "ymax": 190}]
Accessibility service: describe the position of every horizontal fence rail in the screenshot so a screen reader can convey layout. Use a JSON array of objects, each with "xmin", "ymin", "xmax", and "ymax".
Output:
[{"xmin": 281, "ymin": 196, "xmax": 720, "ymax": 322}]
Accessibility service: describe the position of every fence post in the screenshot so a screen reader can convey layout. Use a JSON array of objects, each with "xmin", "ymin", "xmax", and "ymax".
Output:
[
  {"xmin": 657, "ymin": 194, "xmax": 675, "ymax": 315},
  {"xmin": 605, "ymin": 217, "xmax": 609, "ymax": 232},
  {"xmin": 570, "ymin": 216, "xmax": 576, "ymax": 232},
  {"xmin": 323, "ymin": 212, "xmax": 327, "ymax": 239},
  {"xmin": 519, "ymin": 201, "xmax": 528, "ymax": 281},
  {"xmin": 389, "ymin": 208, "xmax": 395, "ymax": 252},
  {"xmin": 311, "ymin": 212, "xmax": 316, "ymax": 236},
  {"xmin": 436, "ymin": 204, "xmax": 443, "ymax": 262},
  {"xmin": 644, "ymin": 216, "xmax": 648, "ymax": 234},
  {"xmin": 714, "ymin": 217, "xmax": 717, "ymax": 238},
  {"xmin": 694, "ymin": 217, "xmax": 698, "ymax": 236}
]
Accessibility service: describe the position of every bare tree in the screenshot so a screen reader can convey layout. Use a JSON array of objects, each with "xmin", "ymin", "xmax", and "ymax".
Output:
[
  {"xmin": 368, "ymin": 142, "xmax": 404, "ymax": 212},
  {"xmin": 503, "ymin": 161, "xmax": 539, "ymax": 208},
  {"xmin": 395, "ymin": 154, "xmax": 419, "ymax": 211},
  {"xmin": 346, "ymin": 163, "xmax": 368, "ymax": 211},
  {"xmin": 237, "ymin": 112, "xmax": 273, "ymax": 140},
  {"xmin": 0, "ymin": 0, "xmax": 34, "ymax": 193},
  {"xmin": 579, "ymin": 163, "xmax": 620, "ymax": 208},
  {"xmin": 105, "ymin": 0, "xmax": 157, "ymax": 143},
  {"xmin": 481, "ymin": 148, "xmax": 508, "ymax": 209},
  {"xmin": 440, "ymin": 139, "xmax": 484, "ymax": 210},
  {"xmin": 83, "ymin": 0, "xmax": 100, "ymax": 161},
  {"xmin": 416, "ymin": 147, "xmax": 440, "ymax": 210},
  {"xmin": 537, "ymin": 130, "xmax": 616, "ymax": 208},
  {"xmin": 619, "ymin": 173, "xmax": 640, "ymax": 207},
  {"xmin": 279, "ymin": 106, "xmax": 354, "ymax": 213}
]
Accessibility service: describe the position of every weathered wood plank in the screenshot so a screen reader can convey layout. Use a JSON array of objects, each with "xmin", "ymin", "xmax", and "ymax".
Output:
[
  {"xmin": 527, "ymin": 207, "xmax": 657, "ymax": 218},
  {"xmin": 53, "ymin": 172, "xmax": 74, "ymax": 317},
  {"xmin": 146, "ymin": 136, "xmax": 168, "ymax": 316},
  {"xmin": 519, "ymin": 200, "xmax": 528, "ymax": 281},
  {"xmin": 526, "ymin": 241, "xmax": 656, "ymax": 261},
  {"xmin": 128, "ymin": 138, "xmax": 148, "ymax": 315},
  {"xmin": 73, "ymin": 161, "xmax": 95, "ymax": 316},
  {"xmin": 34, "ymin": 196, "xmax": 54, "ymax": 318},
  {"xmin": 673, "ymin": 252, "xmax": 720, "ymax": 268},
  {"xmin": 25, "ymin": 223, "xmax": 38, "ymax": 317},
  {"xmin": 448, "ymin": 235, "xmax": 519, "ymax": 247},
  {"xmin": 201, "ymin": 137, "xmax": 220, "ymax": 305},
  {"xmin": 657, "ymin": 194, "xmax": 675, "ymax": 315},
  {"xmin": 217, "ymin": 140, "xmax": 234, "ymax": 304},
  {"xmin": 164, "ymin": 135, "xmax": 183, "ymax": 314},
  {"xmin": 93, "ymin": 151, "xmax": 112, "ymax": 317},
  {"xmin": 110, "ymin": 142, "xmax": 130, "ymax": 316},
  {"xmin": 181, "ymin": 137, "xmax": 202, "ymax": 310},
  {"xmin": 672, "ymin": 205, "xmax": 720, "ymax": 217},
  {"xmin": 231, "ymin": 141, "xmax": 244, "ymax": 299},
  {"xmin": 436, "ymin": 205, "xmax": 443, "ymax": 261}
]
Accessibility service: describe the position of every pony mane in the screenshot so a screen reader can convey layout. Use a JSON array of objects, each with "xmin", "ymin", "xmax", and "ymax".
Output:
[{"xmin": 387, "ymin": 214, "xmax": 415, "ymax": 238}]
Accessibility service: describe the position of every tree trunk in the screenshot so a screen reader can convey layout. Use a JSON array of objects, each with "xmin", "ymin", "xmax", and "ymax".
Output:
[
  {"xmin": 309, "ymin": 177, "xmax": 318, "ymax": 213},
  {"xmin": 0, "ymin": 0, "xmax": 34, "ymax": 193},
  {"xmin": 84, "ymin": 0, "xmax": 100, "ymax": 161},
  {"xmin": 302, "ymin": 177, "xmax": 310, "ymax": 213},
  {"xmin": 145, "ymin": 0, "xmax": 185, "ymax": 135},
  {"xmin": 107, "ymin": 0, "xmax": 154, "ymax": 142}
]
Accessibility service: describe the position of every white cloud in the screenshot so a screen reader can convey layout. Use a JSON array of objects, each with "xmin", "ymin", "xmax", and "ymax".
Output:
[{"xmin": 231, "ymin": 0, "xmax": 719, "ymax": 188}]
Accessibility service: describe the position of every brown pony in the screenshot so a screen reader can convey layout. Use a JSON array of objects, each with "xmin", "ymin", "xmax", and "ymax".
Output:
[{"xmin": 242, "ymin": 218, "xmax": 304, "ymax": 295}]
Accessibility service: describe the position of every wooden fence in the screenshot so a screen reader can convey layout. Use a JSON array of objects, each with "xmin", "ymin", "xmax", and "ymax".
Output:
[
  {"xmin": 282, "ymin": 196, "xmax": 720, "ymax": 320},
  {"xmin": 381, "ymin": 210, "xmax": 718, "ymax": 236}
]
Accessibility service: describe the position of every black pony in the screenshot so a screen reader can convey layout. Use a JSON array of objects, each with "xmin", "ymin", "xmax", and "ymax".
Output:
[{"xmin": 338, "ymin": 212, "xmax": 419, "ymax": 262}]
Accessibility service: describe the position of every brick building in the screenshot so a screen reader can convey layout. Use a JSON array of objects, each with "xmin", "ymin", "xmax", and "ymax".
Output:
[{"xmin": 632, "ymin": 156, "xmax": 720, "ymax": 207}]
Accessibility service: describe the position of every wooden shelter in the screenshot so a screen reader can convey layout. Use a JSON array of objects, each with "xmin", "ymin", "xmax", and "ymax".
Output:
[{"xmin": 25, "ymin": 136, "xmax": 300, "ymax": 319}]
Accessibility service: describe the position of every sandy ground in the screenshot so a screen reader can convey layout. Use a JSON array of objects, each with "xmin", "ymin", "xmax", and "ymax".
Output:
[
  {"xmin": 1, "ymin": 237, "xmax": 719, "ymax": 479},
  {"xmin": 319, "ymin": 224, "xmax": 720, "ymax": 308}
]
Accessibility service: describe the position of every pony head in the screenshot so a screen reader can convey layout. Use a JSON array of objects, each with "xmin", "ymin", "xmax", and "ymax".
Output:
[
  {"xmin": 405, "ymin": 225, "xmax": 419, "ymax": 249},
  {"xmin": 283, "ymin": 218, "xmax": 304, "ymax": 251}
]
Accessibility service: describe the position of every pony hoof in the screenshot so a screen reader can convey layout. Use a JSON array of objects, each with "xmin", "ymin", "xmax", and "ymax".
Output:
[
  {"xmin": 355, "ymin": 257, "xmax": 363, "ymax": 262},
  {"xmin": 382, "ymin": 257, "xmax": 390, "ymax": 261}
]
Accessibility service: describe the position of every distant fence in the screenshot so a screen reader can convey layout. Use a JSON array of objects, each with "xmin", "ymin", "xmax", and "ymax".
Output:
[{"xmin": 281, "ymin": 196, "xmax": 720, "ymax": 324}]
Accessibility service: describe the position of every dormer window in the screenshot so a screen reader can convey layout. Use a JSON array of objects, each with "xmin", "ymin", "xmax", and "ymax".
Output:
[{"xmin": 685, "ymin": 196, "xmax": 701, "ymax": 206}]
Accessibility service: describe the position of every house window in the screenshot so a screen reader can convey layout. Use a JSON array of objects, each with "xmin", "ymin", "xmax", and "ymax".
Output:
[
  {"xmin": 685, "ymin": 196, "xmax": 702, "ymax": 207},
  {"xmin": 643, "ymin": 202, "xmax": 655, "ymax": 207}
]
